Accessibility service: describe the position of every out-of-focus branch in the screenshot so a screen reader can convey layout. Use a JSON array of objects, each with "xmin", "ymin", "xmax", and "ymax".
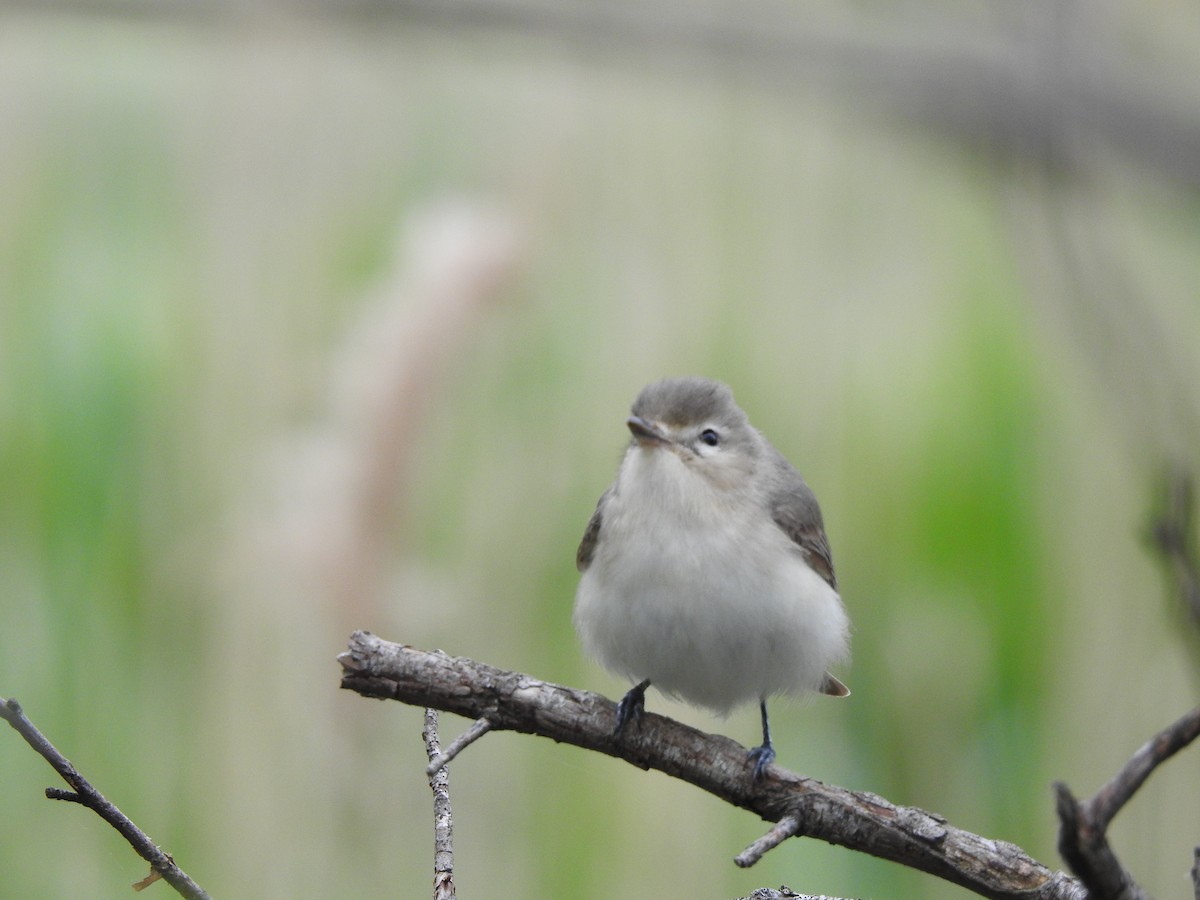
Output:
[
  {"xmin": 1055, "ymin": 704, "xmax": 1200, "ymax": 900},
  {"xmin": 17, "ymin": 0, "xmax": 1200, "ymax": 188},
  {"xmin": 0, "ymin": 697, "xmax": 210, "ymax": 900},
  {"xmin": 319, "ymin": 202, "xmax": 522, "ymax": 624},
  {"xmin": 1150, "ymin": 471, "xmax": 1200, "ymax": 632},
  {"xmin": 238, "ymin": 201, "xmax": 523, "ymax": 631},
  {"xmin": 339, "ymin": 632, "xmax": 1085, "ymax": 900}
]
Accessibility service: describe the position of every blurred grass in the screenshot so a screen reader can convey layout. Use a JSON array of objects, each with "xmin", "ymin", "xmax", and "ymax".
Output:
[{"xmin": 2, "ymin": 6, "xmax": 1200, "ymax": 899}]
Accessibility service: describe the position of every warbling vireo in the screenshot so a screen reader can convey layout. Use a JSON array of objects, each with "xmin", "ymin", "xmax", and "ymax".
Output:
[{"xmin": 574, "ymin": 376, "xmax": 850, "ymax": 779}]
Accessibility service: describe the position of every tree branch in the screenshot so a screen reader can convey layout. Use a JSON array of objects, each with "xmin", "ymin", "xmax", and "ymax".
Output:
[
  {"xmin": 0, "ymin": 697, "xmax": 210, "ymax": 900},
  {"xmin": 1055, "ymin": 704, "xmax": 1200, "ymax": 900},
  {"xmin": 338, "ymin": 632, "xmax": 1084, "ymax": 900},
  {"xmin": 1054, "ymin": 783, "xmax": 1146, "ymax": 900}
]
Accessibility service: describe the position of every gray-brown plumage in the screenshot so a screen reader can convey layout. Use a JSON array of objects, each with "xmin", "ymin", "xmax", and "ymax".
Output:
[{"xmin": 573, "ymin": 377, "xmax": 851, "ymax": 779}]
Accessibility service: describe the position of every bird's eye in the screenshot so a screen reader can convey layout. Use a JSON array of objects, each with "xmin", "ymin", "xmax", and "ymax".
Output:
[{"xmin": 699, "ymin": 429, "xmax": 720, "ymax": 447}]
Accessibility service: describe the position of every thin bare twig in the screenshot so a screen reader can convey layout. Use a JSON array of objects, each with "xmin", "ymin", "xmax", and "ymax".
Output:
[
  {"xmin": 0, "ymin": 697, "xmax": 210, "ymax": 900},
  {"xmin": 426, "ymin": 716, "xmax": 494, "ymax": 776},
  {"xmin": 736, "ymin": 815, "xmax": 803, "ymax": 868},
  {"xmin": 1087, "ymin": 704, "xmax": 1200, "ymax": 828},
  {"xmin": 422, "ymin": 709, "xmax": 456, "ymax": 900},
  {"xmin": 339, "ymin": 632, "xmax": 1084, "ymax": 900}
]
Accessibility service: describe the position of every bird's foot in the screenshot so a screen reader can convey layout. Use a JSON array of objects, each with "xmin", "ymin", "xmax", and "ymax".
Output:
[
  {"xmin": 747, "ymin": 742, "xmax": 776, "ymax": 781},
  {"xmin": 615, "ymin": 680, "xmax": 649, "ymax": 734}
]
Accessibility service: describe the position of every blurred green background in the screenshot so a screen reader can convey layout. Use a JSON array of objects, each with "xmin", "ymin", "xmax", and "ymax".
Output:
[{"xmin": 3, "ymin": 3, "xmax": 1200, "ymax": 898}]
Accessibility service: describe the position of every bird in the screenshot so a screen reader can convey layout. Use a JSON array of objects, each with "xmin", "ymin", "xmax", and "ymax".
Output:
[{"xmin": 573, "ymin": 376, "xmax": 850, "ymax": 780}]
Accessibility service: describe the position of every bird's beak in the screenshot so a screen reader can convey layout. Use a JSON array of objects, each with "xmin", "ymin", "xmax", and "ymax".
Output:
[{"xmin": 627, "ymin": 416, "xmax": 671, "ymax": 447}]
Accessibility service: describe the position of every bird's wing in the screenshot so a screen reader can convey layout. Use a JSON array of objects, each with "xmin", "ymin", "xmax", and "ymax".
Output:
[
  {"xmin": 768, "ymin": 454, "xmax": 849, "ymax": 697},
  {"xmin": 769, "ymin": 463, "xmax": 838, "ymax": 591},
  {"xmin": 576, "ymin": 488, "xmax": 610, "ymax": 572}
]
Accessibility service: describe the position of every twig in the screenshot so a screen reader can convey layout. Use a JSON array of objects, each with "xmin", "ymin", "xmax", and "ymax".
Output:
[
  {"xmin": 339, "ymin": 632, "xmax": 1084, "ymax": 900},
  {"xmin": 1054, "ymin": 704, "xmax": 1200, "ymax": 900},
  {"xmin": 422, "ymin": 709, "xmax": 456, "ymax": 900},
  {"xmin": 0, "ymin": 696, "xmax": 211, "ymax": 900},
  {"xmin": 735, "ymin": 815, "xmax": 803, "ymax": 868},
  {"xmin": 1086, "ymin": 704, "xmax": 1200, "ymax": 828},
  {"xmin": 1192, "ymin": 847, "xmax": 1200, "ymax": 900},
  {"xmin": 426, "ymin": 716, "xmax": 494, "ymax": 776}
]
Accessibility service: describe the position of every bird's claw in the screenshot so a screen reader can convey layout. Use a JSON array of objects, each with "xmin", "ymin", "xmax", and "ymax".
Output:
[{"xmin": 747, "ymin": 743, "xmax": 776, "ymax": 781}]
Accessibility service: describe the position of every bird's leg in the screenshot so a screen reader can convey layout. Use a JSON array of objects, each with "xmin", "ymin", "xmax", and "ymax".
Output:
[
  {"xmin": 747, "ymin": 699, "xmax": 776, "ymax": 780},
  {"xmin": 614, "ymin": 679, "xmax": 650, "ymax": 734}
]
